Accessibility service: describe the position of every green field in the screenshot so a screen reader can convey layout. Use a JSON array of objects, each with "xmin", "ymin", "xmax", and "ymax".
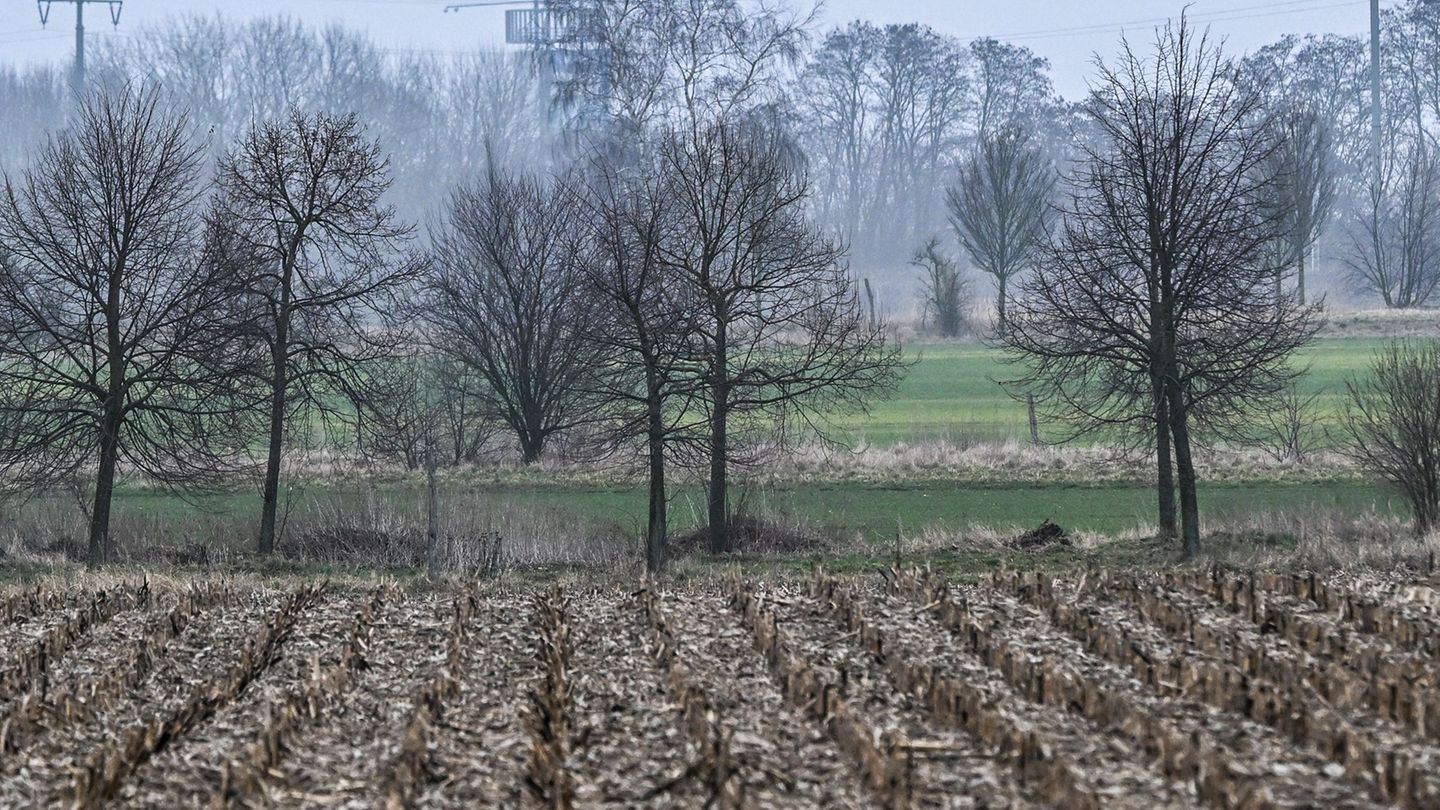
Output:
[
  {"xmin": 840, "ymin": 337, "xmax": 1393, "ymax": 445},
  {"xmin": 72, "ymin": 476, "xmax": 1404, "ymax": 555},
  {"xmin": 4, "ymin": 333, "xmax": 1418, "ymax": 567}
]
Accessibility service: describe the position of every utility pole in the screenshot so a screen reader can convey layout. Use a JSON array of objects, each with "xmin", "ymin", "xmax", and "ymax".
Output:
[
  {"xmin": 1369, "ymin": 0, "xmax": 1383, "ymax": 185},
  {"xmin": 36, "ymin": 0, "xmax": 124, "ymax": 97}
]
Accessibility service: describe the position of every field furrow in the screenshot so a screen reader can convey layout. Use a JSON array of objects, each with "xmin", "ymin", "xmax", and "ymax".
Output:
[
  {"xmin": 566, "ymin": 589, "xmax": 708, "ymax": 807},
  {"xmin": 0, "ymin": 581, "xmax": 150, "ymax": 708},
  {"xmin": 0, "ymin": 583, "xmax": 235, "ymax": 756},
  {"xmin": 1089, "ymin": 572, "xmax": 1440, "ymax": 744},
  {"xmin": 731, "ymin": 576, "xmax": 1032, "ymax": 809},
  {"xmin": 0, "ymin": 585, "xmax": 91, "ymax": 658},
  {"xmin": 807, "ymin": 572, "xmax": 1194, "ymax": 808},
  {"xmin": 415, "ymin": 590, "xmax": 535, "ymax": 808},
  {"xmin": 642, "ymin": 586, "xmax": 871, "ymax": 807},
  {"xmin": 252, "ymin": 592, "xmax": 453, "ymax": 807},
  {"xmin": 0, "ymin": 573, "xmax": 1424, "ymax": 809},
  {"xmin": 0, "ymin": 586, "xmax": 295, "ymax": 806},
  {"xmin": 118, "ymin": 584, "xmax": 392, "ymax": 806},
  {"xmin": 988, "ymin": 571, "xmax": 1432, "ymax": 807},
  {"xmin": 1185, "ymin": 570, "xmax": 1440, "ymax": 658}
]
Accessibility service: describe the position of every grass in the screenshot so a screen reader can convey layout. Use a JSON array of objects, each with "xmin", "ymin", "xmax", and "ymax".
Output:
[
  {"xmin": 0, "ymin": 330, "xmax": 1426, "ymax": 580},
  {"xmin": 840, "ymin": 336, "xmax": 1399, "ymax": 445},
  {"xmin": 10, "ymin": 476, "xmax": 1403, "ymax": 553}
]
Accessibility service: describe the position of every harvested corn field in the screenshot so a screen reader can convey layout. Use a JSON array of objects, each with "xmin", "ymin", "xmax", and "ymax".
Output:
[{"xmin": 1, "ymin": 568, "xmax": 1438, "ymax": 808}]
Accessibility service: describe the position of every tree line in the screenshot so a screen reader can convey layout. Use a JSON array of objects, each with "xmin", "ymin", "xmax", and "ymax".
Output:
[
  {"xmin": 0, "ymin": 86, "xmax": 900, "ymax": 570},
  {"xmin": 5, "ymin": 1, "xmax": 1440, "ymax": 569},
  {"xmin": 4, "ymin": 2, "xmax": 1440, "ymax": 311}
]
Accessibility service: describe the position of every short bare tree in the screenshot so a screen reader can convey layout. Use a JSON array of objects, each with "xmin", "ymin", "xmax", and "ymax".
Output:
[
  {"xmin": 0, "ymin": 87, "xmax": 257, "ymax": 567},
  {"xmin": 656, "ymin": 120, "xmax": 903, "ymax": 553},
  {"xmin": 355, "ymin": 349, "xmax": 497, "ymax": 471},
  {"xmin": 1343, "ymin": 341, "xmax": 1440, "ymax": 535},
  {"xmin": 912, "ymin": 236, "xmax": 970, "ymax": 338},
  {"xmin": 1345, "ymin": 141, "xmax": 1440, "ymax": 309},
  {"xmin": 1255, "ymin": 382, "xmax": 1324, "ymax": 463},
  {"xmin": 426, "ymin": 167, "xmax": 604, "ymax": 464},
  {"xmin": 212, "ymin": 108, "xmax": 417, "ymax": 555},
  {"xmin": 946, "ymin": 125, "xmax": 1054, "ymax": 334}
]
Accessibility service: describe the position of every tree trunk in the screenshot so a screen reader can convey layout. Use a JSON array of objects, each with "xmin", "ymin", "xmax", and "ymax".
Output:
[
  {"xmin": 426, "ymin": 428, "xmax": 441, "ymax": 582},
  {"xmin": 707, "ymin": 395, "xmax": 729, "ymax": 554},
  {"xmin": 996, "ymin": 275, "xmax": 1008, "ymax": 335},
  {"xmin": 1165, "ymin": 372, "xmax": 1201, "ymax": 558},
  {"xmin": 87, "ymin": 399, "xmax": 123, "ymax": 568},
  {"xmin": 646, "ymin": 426, "xmax": 667, "ymax": 574},
  {"xmin": 519, "ymin": 432, "xmax": 543, "ymax": 464},
  {"xmin": 1297, "ymin": 249, "xmax": 1307, "ymax": 306},
  {"xmin": 258, "ymin": 277, "xmax": 292, "ymax": 556},
  {"xmin": 257, "ymin": 351, "xmax": 288, "ymax": 556},
  {"xmin": 1153, "ymin": 381, "xmax": 1178, "ymax": 541},
  {"xmin": 1026, "ymin": 392, "xmax": 1039, "ymax": 446}
]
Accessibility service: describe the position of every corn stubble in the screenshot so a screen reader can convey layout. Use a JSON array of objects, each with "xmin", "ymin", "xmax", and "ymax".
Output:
[{"xmin": 0, "ymin": 568, "xmax": 1436, "ymax": 807}]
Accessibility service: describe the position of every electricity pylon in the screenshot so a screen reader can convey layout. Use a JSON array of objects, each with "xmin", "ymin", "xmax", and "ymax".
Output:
[{"xmin": 37, "ymin": 0, "xmax": 124, "ymax": 96}]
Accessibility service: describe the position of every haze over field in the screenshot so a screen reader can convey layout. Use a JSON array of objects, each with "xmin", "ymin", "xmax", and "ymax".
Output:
[{"xmin": 1, "ymin": 0, "xmax": 1376, "ymax": 100}]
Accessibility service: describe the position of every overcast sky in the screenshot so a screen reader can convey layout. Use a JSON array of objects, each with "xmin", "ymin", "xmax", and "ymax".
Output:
[{"xmin": 0, "ymin": 0, "xmax": 1376, "ymax": 100}]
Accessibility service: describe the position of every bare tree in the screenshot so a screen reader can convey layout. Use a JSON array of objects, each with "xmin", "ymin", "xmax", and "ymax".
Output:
[
  {"xmin": 0, "ymin": 87, "xmax": 257, "ymax": 567},
  {"xmin": 796, "ymin": 22, "xmax": 882, "ymax": 256},
  {"xmin": 213, "ymin": 108, "xmax": 416, "ymax": 556},
  {"xmin": 1346, "ymin": 141, "xmax": 1440, "ymax": 308},
  {"xmin": 1260, "ymin": 112, "xmax": 1337, "ymax": 304},
  {"xmin": 1240, "ymin": 33, "xmax": 1371, "ymax": 173},
  {"xmin": 1002, "ymin": 20, "xmax": 1322, "ymax": 558},
  {"xmin": 426, "ymin": 167, "xmax": 603, "ymax": 464},
  {"xmin": 0, "ymin": 65, "xmax": 67, "ymax": 173},
  {"xmin": 656, "ymin": 120, "xmax": 903, "ymax": 553},
  {"xmin": 946, "ymin": 125, "xmax": 1054, "ymax": 334},
  {"xmin": 355, "ymin": 349, "xmax": 498, "ymax": 471},
  {"xmin": 872, "ymin": 24, "xmax": 970, "ymax": 254},
  {"xmin": 912, "ymin": 237, "xmax": 970, "ymax": 338},
  {"xmin": 1254, "ymin": 382, "xmax": 1324, "ymax": 464},
  {"xmin": 579, "ymin": 160, "xmax": 702, "ymax": 572},
  {"xmin": 547, "ymin": 0, "xmax": 813, "ymax": 152},
  {"xmin": 968, "ymin": 38, "xmax": 1058, "ymax": 146},
  {"xmin": 1343, "ymin": 341, "xmax": 1440, "ymax": 535}
]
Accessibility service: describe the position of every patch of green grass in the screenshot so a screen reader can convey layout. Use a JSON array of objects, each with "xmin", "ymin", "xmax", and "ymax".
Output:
[
  {"xmin": 66, "ymin": 478, "xmax": 1403, "ymax": 553},
  {"xmin": 833, "ymin": 337, "xmax": 1398, "ymax": 446}
]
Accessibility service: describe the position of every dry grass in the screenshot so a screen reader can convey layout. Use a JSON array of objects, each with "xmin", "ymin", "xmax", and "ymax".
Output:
[{"xmin": 765, "ymin": 438, "xmax": 1359, "ymax": 485}]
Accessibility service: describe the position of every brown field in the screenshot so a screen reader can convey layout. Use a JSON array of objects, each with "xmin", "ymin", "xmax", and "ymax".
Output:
[{"xmin": 1, "ymin": 567, "xmax": 1439, "ymax": 808}]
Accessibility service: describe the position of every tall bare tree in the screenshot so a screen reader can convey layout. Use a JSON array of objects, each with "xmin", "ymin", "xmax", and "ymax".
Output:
[
  {"xmin": 1261, "ymin": 112, "xmax": 1337, "ymax": 304},
  {"xmin": 546, "ymin": 0, "xmax": 813, "ymax": 155},
  {"xmin": 1002, "ymin": 20, "xmax": 1321, "ymax": 558},
  {"xmin": 213, "ymin": 109, "xmax": 416, "ymax": 555},
  {"xmin": 579, "ymin": 160, "xmax": 702, "ymax": 572},
  {"xmin": 0, "ymin": 87, "xmax": 257, "ymax": 567},
  {"xmin": 656, "ymin": 120, "xmax": 902, "ymax": 553},
  {"xmin": 426, "ymin": 167, "xmax": 603, "ymax": 464},
  {"xmin": 968, "ymin": 38, "xmax": 1058, "ymax": 146},
  {"xmin": 946, "ymin": 126, "xmax": 1054, "ymax": 334},
  {"xmin": 1346, "ymin": 141, "xmax": 1440, "ymax": 308}
]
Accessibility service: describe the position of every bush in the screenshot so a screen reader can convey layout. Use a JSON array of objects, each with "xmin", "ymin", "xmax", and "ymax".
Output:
[
  {"xmin": 1343, "ymin": 341, "xmax": 1440, "ymax": 534},
  {"xmin": 912, "ymin": 237, "xmax": 970, "ymax": 338}
]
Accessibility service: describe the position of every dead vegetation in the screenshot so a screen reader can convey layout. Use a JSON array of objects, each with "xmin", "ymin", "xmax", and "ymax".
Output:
[{"xmin": 0, "ymin": 570, "xmax": 1436, "ymax": 807}]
